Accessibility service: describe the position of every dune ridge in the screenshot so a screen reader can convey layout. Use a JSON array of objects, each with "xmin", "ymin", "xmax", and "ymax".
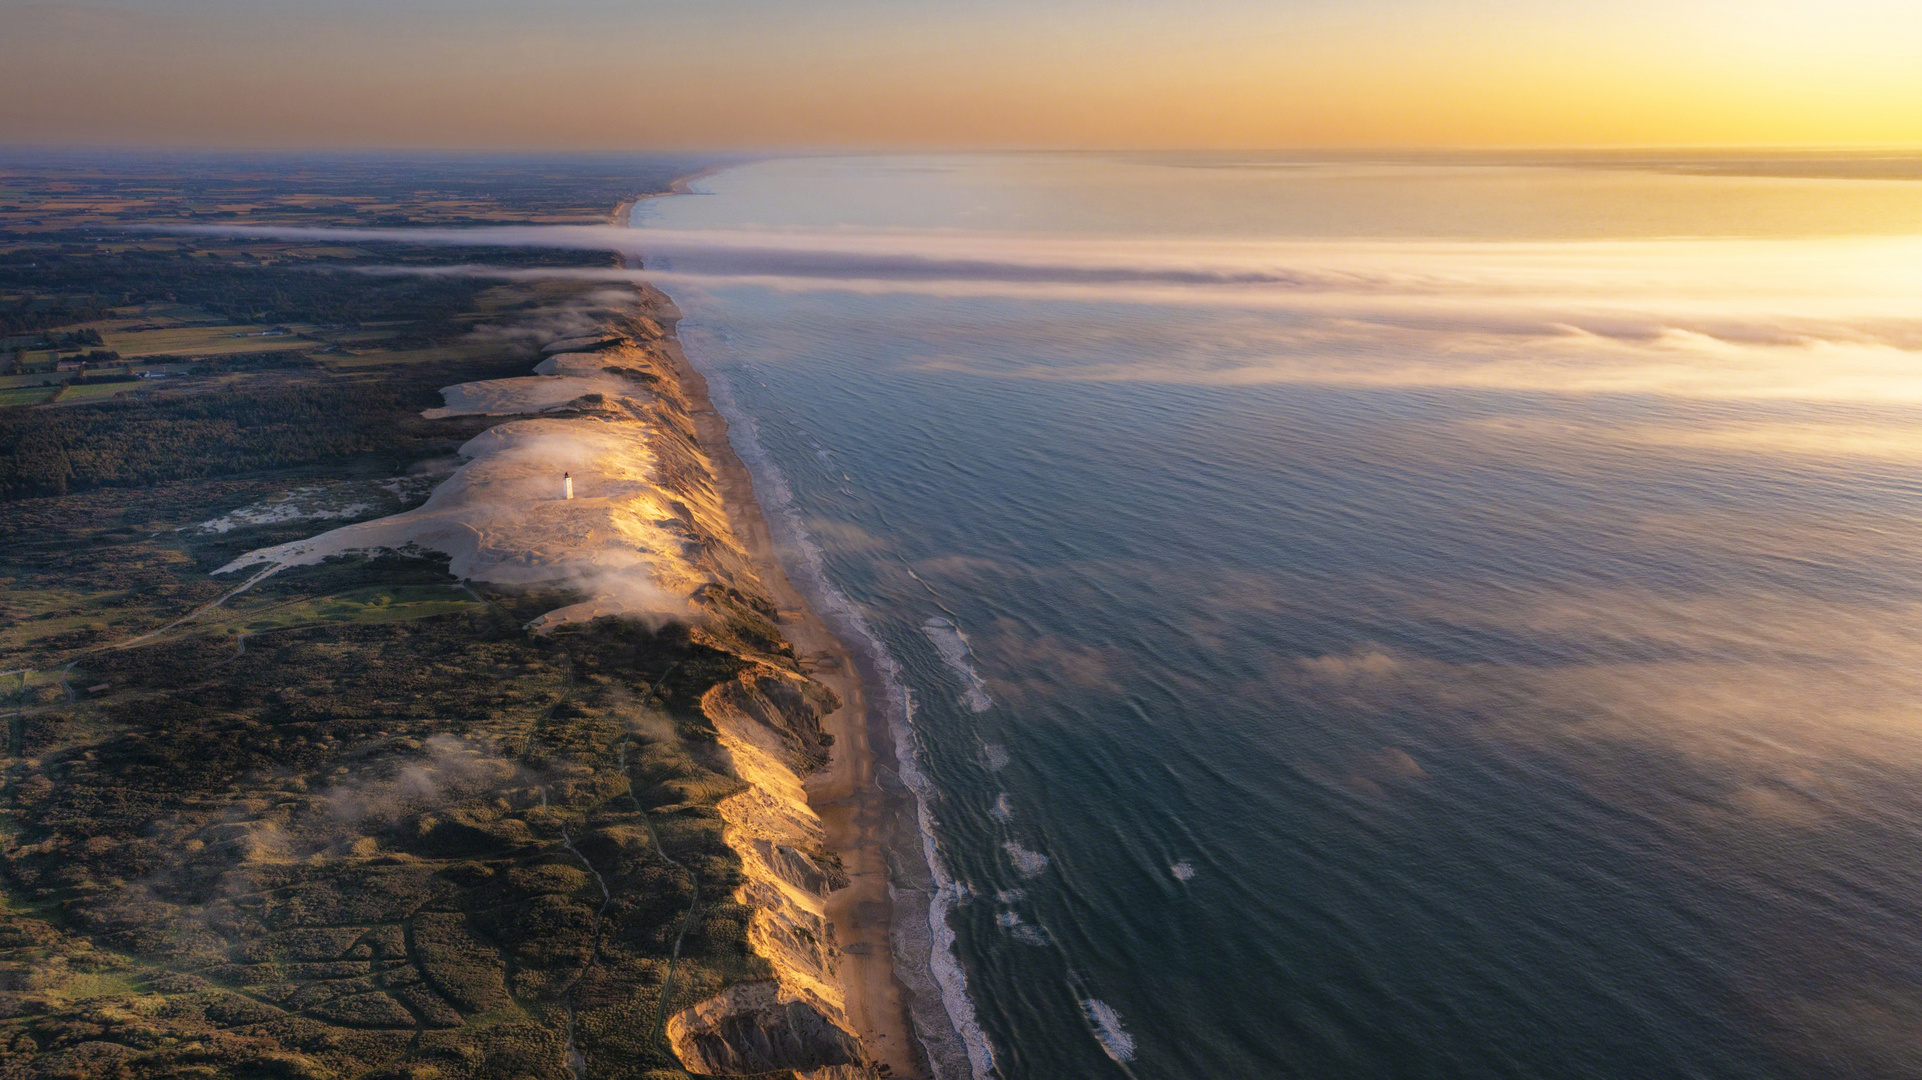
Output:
[{"xmin": 216, "ymin": 284, "xmax": 916, "ymax": 1078}]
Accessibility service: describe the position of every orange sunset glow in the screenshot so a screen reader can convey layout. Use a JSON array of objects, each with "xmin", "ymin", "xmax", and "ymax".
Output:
[{"xmin": 2, "ymin": 0, "xmax": 1919, "ymax": 149}]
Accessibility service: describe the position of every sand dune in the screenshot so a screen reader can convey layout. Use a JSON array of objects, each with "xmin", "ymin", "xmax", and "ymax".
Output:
[{"xmin": 219, "ymin": 340, "xmax": 705, "ymax": 627}]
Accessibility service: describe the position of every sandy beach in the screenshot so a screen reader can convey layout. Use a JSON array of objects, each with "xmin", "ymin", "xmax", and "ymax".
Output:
[
  {"xmin": 614, "ymin": 182, "xmax": 922, "ymax": 1074},
  {"xmin": 652, "ymin": 302, "xmax": 927, "ymax": 1078}
]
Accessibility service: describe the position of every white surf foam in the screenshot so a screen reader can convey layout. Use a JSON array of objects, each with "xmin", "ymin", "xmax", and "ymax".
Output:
[
  {"xmin": 687, "ymin": 331, "xmax": 998, "ymax": 1080},
  {"xmin": 1172, "ymin": 860, "xmax": 1197, "ymax": 881},
  {"xmin": 1003, "ymin": 840, "xmax": 1050, "ymax": 878},
  {"xmin": 989, "ymin": 792, "xmax": 1014, "ymax": 823},
  {"xmin": 1082, "ymin": 999, "xmax": 1137, "ymax": 1063},
  {"xmin": 983, "ymin": 743, "xmax": 1011, "ymax": 770},
  {"xmin": 921, "ymin": 616, "xmax": 994, "ymax": 712},
  {"xmin": 996, "ymin": 908, "xmax": 1049, "ymax": 946}
]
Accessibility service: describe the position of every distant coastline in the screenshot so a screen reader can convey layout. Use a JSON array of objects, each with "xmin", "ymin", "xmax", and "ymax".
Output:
[{"xmin": 612, "ymin": 165, "xmax": 727, "ymax": 227}]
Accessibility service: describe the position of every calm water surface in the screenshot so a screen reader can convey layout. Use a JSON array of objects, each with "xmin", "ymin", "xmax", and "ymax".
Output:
[{"xmin": 634, "ymin": 154, "xmax": 1922, "ymax": 1080}]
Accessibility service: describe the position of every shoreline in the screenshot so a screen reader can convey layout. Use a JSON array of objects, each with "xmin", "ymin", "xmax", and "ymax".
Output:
[
  {"xmin": 642, "ymin": 293, "xmax": 928, "ymax": 1073},
  {"xmin": 607, "ymin": 171, "xmax": 694, "ymax": 225},
  {"xmin": 611, "ymin": 165, "xmax": 726, "ymax": 228}
]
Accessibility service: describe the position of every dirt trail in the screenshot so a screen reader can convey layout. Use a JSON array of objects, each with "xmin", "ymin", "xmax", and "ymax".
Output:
[
  {"xmin": 555, "ymin": 818, "xmax": 614, "ymax": 1078},
  {"xmin": 107, "ymin": 563, "xmax": 281, "ymax": 651}
]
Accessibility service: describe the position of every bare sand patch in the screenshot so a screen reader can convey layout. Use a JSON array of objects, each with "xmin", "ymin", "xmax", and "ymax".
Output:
[{"xmin": 217, "ymin": 404, "xmax": 702, "ymax": 625}]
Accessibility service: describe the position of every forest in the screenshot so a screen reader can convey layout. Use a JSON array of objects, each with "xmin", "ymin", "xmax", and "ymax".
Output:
[{"xmin": 0, "ymin": 358, "xmax": 521, "ymax": 499}]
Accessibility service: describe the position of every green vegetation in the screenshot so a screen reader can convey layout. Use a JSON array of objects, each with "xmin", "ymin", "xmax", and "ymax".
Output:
[
  {"xmin": 0, "ymin": 576, "xmax": 798, "ymax": 1079},
  {"xmin": 0, "ymin": 386, "xmax": 57, "ymax": 408},
  {"xmin": 0, "ymin": 156, "xmax": 834, "ymax": 1080},
  {"xmin": 0, "ymin": 361, "xmax": 523, "ymax": 499}
]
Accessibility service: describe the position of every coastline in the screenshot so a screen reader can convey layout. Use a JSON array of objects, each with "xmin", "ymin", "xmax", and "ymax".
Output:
[
  {"xmin": 641, "ymin": 293, "xmax": 928, "ymax": 1073},
  {"xmin": 611, "ymin": 165, "xmax": 726, "ymax": 228},
  {"xmin": 204, "ymin": 264, "xmax": 927, "ymax": 1075}
]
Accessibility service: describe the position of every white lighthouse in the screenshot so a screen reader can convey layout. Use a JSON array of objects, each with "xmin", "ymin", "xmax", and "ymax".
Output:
[{"xmin": 563, "ymin": 472, "xmax": 573, "ymax": 500}]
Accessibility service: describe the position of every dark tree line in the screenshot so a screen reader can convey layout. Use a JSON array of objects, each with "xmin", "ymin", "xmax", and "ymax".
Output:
[
  {"xmin": 0, "ymin": 366, "xmax": 512, "ymax": 499},
  {"xmin": 0, "ymin": 299, "xmax": 113, "ymax": 336},
  {"xmin": 0, "ymin": 149, "xmax": 717, "ymax": 221},
  {"xmin": 1, "ymin": 249, "xmax": 504, "ymax": 328}
]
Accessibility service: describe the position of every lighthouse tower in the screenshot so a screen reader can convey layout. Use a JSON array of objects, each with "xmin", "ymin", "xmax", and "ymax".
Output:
[{"xmin": 563, "ymin": 472, "xmax": 573, "ymax": 500}]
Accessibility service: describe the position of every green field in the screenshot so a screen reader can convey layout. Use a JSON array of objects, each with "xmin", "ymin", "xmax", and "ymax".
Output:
[
  {"xmin": 48, "ymin": 381, "xmax": 138, "ymax": 404},
  {"xmin": 106, "ymin": 322, "xmax": 317, "ymax": 357},
  {"xmin": 225, "ymin": 583, "xmax": 487, "ymax": 634},
  {"xmin": 0, "ymin": 385, "xmax": 57, "ymax": 408}
]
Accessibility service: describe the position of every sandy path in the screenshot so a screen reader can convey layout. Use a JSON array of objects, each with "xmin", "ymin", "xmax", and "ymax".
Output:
[{"xmin": 659, "ymin": 335, "xmax": 926, "ymax": 1078}]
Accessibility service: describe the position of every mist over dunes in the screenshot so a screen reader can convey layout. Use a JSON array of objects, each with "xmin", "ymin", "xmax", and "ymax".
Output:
[{"xmin": 161, "ymin": 161, "xmax": 1922, "ymax": 411}]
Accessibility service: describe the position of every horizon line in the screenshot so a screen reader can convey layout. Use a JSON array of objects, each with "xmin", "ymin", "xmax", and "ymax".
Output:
[{"xmin": 6, "ymin": 142, "xmax": 1922, "ymax": 159}]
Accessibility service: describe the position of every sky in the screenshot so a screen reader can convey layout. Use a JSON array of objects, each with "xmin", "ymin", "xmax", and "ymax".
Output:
[{"xmin": 2, "ymin": 0, "xmax": 1920, "ymax": 150}]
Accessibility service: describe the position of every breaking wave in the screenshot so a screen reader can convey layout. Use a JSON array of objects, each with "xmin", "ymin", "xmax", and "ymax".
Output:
[
  {"xmin": 1081, "ymin": 998, "xmax": 1137, "ymax": 1063},
  {"xmin": 1003, "ymin": 841, "xmax": 1051, "ymax": 878},
  {"xmin": 922, "ymin": 616, "xmax": 995, "ymax": 712}
]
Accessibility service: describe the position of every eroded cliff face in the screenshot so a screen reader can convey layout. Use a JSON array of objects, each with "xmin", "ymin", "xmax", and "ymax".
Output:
[
  {"xmin": 667, "ymin": 980, "xmax": 867, "ymax": 1079},
  {"xmin": 618, "ymin": 307, "xmax": 878, "ymax": 1077},
  {"xmin": 662, "ymin": 669, "xmax": 874, "ymax": 1077},
  {"xmin": 457, "ymin": 298, "xmax": 880, "ymax": 1078}
]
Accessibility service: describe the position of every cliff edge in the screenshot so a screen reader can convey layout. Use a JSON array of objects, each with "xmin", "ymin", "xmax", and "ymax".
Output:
[{"xmin": 211, "ymin": 285, "xmax": 886, "ymax": 1078}]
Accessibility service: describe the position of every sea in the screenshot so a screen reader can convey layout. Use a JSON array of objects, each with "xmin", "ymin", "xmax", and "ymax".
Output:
[{"xmin": 630, "ymin": 153, "xmax": 1922, "ymax": 1080}]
